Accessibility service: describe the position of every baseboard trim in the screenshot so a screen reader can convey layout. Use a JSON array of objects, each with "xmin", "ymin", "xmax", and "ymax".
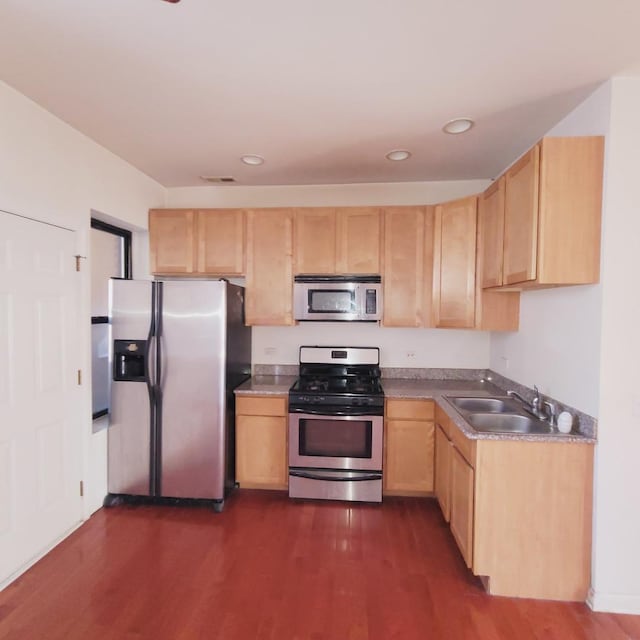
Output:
[{"xmin": 587, "ymin": 587, "xmax": 640, "ymax": 614}]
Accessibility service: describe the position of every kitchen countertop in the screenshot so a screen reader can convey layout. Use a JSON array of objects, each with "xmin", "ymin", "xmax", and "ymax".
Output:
[
  {"xmin": 235, "ymin": 375, "xmax": 296, "ymax": 395},
  {"xmin": 235, "ymin": 375, "xmax": 595, "ymax": 444}
]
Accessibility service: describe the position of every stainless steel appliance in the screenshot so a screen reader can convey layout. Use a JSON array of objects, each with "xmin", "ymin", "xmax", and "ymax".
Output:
[
  {"xmin": 106, "ymin": 279, "xmax": 251, "ymax": 512},
  {"xmin": 293, "ymin": 275, "xmax": 382, "ymax": 322},
  {"xmin": 288, "ymin": 346, "xmax": 384, "ymax": 503}
]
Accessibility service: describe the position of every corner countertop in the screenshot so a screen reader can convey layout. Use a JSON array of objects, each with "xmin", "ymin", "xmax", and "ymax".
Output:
[{"xmin": 235, "ymin": 375, "xmax": 595, "ymax": 444}]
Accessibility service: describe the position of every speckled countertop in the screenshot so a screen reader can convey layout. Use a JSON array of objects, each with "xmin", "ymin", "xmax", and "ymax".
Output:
[
  {"xmin": 235, "ymin": 375, "xmax": 297, "ymax": 395},
  {"xmin": 235, "ymin": 375, "xmax": 595, "ymax": 444}
]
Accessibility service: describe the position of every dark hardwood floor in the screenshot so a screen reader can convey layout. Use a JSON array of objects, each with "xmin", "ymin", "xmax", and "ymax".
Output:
[{"xmin": 0, "ymin": 491, "xmax": 638, "ymax": 640}]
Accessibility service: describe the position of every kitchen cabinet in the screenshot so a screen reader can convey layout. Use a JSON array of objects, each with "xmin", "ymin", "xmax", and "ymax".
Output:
[
  {"xmin": 382, "ymin": 206, "xmax": 433, "ymax": 327},
  {"xmin": 235, "ymin": 395, "xmax": 288, "ymax": 490},
  {"xmin": 149, "ymin": 209, "xmax": 197, "ymax": 275},
  {"xmin": 245, "ymin": 208, "xmax": 294, "ymax": 325},
  {"xmin": 475, "ymin": 180, "xmax": 520, "ymax": 331},
  {"xmin": 294, "ymin": 208, "xmax": 337, "ymax": 274},
  {"xmin": 433, "ymin": 196, "xmax": 477, "ymax": 328},
  {"xmin": 434, "ymin": 402, "xmax": 594, "ymax": 601},
  {"xmin": 196, "ymin": 209, "xmax": 244, "ymax": 275},
  {"xmin": 450, "ymin": 447, "xmax": 474, "ymax": 568},
  {"xmin": 336, "ymin": 207, "xmax": 382, "ymax": 274},
  {"xmin": 294, "ymin": 207, "xmax": 382, "ymax": 274},
  {"xmin": 149, "ymin": 208, "xmax": 244, "ymax": 276},
  {"xmin": 434, "ymin": 423, "xmax": 452, "ymax": 521},
  {"xmin": 488, "ymin": 136, "xmax": 604, "ymax": 289},
  {"xmin": 383, "ymin": 399, "xmax": 435, "ymax": 496}
]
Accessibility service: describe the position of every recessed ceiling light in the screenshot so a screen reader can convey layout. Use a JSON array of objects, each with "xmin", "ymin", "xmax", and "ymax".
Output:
[
  {"xmin": 241, "ymin": 154, "xmax": 265, "ymax": 166},
  {"xmin": 442, "ymin": 118, "xmax": 475, "ymax": 135},
  {"xmin": 385, "ymin": 149, "xmax": 411, "ymax": 161}
]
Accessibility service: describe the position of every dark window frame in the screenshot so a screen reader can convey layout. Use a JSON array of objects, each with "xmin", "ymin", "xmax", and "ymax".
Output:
[{"xmin": 91, "ymin": 218, "xmax": 132, "ymax": 419}]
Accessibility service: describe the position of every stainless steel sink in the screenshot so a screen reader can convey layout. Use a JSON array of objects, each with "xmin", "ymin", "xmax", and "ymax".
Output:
[
  {"xmin": 447, "ymin": 396, "xmax": 520, "ymax": 413},
  {"xmin": 465, "ymin": 412, "xmax": 553, "ymax": 435}
]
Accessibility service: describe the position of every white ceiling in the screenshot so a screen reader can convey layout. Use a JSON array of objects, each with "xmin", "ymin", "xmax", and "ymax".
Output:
[{"xmin": 1, "ymin": 0, "xmax": 639, "ymax": 188}]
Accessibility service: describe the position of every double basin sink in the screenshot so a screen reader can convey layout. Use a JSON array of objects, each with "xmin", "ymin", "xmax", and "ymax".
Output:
[{"xmin": 446, "ymin": 396, "xmax": 559, "ymax": 436}]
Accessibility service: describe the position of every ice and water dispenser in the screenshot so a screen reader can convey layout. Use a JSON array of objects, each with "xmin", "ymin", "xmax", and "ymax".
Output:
[{"xmin": 113, "ymin": 340, "xmax": 147, "ymax": 382}]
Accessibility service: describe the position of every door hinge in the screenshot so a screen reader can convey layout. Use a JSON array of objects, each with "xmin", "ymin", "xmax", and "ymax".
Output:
[
  {"xmin": 74, "ymin": 255, "xmax": 87, "ymax": 272},
  {"xmin": 79, "ymin": 481, "xmax": 84, "ymax": 497},
  {"xmin": 77, "ymin": 369, "xmax": 82, "ymax": 385}
]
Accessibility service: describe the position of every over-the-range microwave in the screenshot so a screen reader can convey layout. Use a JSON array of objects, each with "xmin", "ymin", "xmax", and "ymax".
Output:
[{"xmin": 293, "ymin": 275, "xmax": 382, "ymax": 322}]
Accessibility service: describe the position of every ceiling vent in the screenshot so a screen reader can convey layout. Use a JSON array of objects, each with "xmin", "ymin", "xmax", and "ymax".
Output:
[{"xmin": 199, "ymin": 176, "xmax": 236, "ymax": 184}]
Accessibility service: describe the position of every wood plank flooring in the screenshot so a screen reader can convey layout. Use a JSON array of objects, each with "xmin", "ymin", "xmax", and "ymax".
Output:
[{"xmin": 0, "ymin": 491, "xmax": 638, "ymax": 640}]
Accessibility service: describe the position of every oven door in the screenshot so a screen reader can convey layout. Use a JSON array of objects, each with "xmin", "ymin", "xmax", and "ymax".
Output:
[{"xmin": 288, "ymin": 411, "xmax": 383, "ymax": 472}]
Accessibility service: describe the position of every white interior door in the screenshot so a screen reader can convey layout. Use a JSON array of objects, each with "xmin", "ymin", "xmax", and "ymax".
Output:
[{"xmin": 0, "ymin": 211, "xmax": 83, "ymax": 586}]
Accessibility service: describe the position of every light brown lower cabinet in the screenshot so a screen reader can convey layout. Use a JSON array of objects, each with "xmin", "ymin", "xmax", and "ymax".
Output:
[
  {"xmin": 235, "ymin": 395, "xmax": 288, "ymax": 490},
  {"xmin": 434, "ymin": 424, "xmax": 452, "ymax": 521},
  {"xmin": 449, "ymin": 447, "xmax": 474, "ymax": 569},
  {"xmin": 384, "ymin": 399, "xmax": 435, "ymax": 496},
  {"xmin": 434, "ymin": 403, "xmax": 594, "ymax": 601}
]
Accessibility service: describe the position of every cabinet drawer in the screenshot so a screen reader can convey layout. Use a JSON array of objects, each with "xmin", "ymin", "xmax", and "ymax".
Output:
[
  {"xmin": 450, "ymin": 424, "xmax": 476, "ymax": 467},
  {"xmin": 236, "ymin": 395, "xmax": 287, "ymax": 417},
  {"xmin": 386, "ymin": 399, "xmax": 435, "ymax": 421}
]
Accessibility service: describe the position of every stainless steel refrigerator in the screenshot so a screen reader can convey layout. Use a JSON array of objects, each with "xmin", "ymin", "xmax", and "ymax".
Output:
[{"xmin": 106, "ymin": 279, "xmax": 251, "ymax": 512}]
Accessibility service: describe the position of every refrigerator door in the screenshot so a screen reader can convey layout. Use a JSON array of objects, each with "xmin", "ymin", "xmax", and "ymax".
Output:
[
  {"xmin": 160, "ymin": 280, "xmax": 226, "ymax": 499},
  {"xmin": 108, "ymin": 279, "xmax": 154, "ymax": 496}
]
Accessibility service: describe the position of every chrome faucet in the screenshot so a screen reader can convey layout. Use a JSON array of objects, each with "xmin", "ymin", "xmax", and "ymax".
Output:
[{"xmin": 508, "ymin": 385, "xmax": 556, "ymax": 425}]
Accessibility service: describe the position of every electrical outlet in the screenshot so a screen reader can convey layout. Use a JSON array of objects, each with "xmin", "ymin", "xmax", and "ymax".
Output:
[
  {"xmin": 264, "ymin": 347, "xmax": 277, "ymax": 356},
  {"xmin": 406, "ymin": 351, "xmax": 416, "ymax": 360},
  {"xmin": 500, "ymin": 356, "xmax": 509, "ymax": 370}
]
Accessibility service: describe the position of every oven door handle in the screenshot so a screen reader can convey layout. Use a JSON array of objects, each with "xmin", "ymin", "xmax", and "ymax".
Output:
[
  {"xmin": 289, "ymin": 469, "xmax": 382, "ymax": 482},
  {"xmin": 289, "ymin": 407, "xmax": 382, "ymax": 417}
]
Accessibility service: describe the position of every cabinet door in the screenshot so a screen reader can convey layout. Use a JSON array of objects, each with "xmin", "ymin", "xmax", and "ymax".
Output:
[
  {"xmin": 450, "ymin": 447, "xmax": 474, "ymax": 568},
  {"xmin": 434, "ymin": 424, "xmax": 452, "ymax": 522},
  {"xmin": 336, "ymin": 207, "xmax": 382, "ymax": 274},
  {"xmin": 245, "ymin": 209, "xmax": 294, "ymax": 325},
  {"xmin": 197, "ymin": 209, "xmax": 244, "ymax": 275},
  {"xmin": 294, "ymin": 208, "xmax": 337, "ymax": 274},
  {"xmin": 149, "ymin": 209, "xmax": 197, "ymax": 275},
  {"xmin": 384, "ymin": 419, "xmax": 434, "ymax": 495},
  {"xmin": 479, "ymin": 178, "xmax": 505, "ymax": 288},
  {"xmin": 433, "ymin": 196, "xmax": 477, "ymax": 328},
  {"xmin": 503, "ymin": 145, "xmax": 540, "ymax": 285},
  {"xmin": 475, "ymin": 179, "xmax": 520, "ymax": 331},
  {"xmin": 236, "ymin": 415, "xmax": 288, "ymax": 490},
  {"xmin": 382, "ymin": 207, "xmax": 427, "ymax": 327}
]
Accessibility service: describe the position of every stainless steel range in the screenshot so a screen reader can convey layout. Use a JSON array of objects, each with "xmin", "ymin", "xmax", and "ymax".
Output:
[{"xmin": 288, "ymin": 346, "xmax": 384, "ymax": 503}]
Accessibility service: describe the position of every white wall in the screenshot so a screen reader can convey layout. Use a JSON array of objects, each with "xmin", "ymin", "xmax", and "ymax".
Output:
[
  {"xmin": 488, "ymin": 78, "xmax": 640, "ymax": 614},
  {"xmin": 589, "ymin": 77, "xmax": 640, "ymax": 614},
  {"xmin": 166, "ymin": 180, "xmax": 490, "ymax": 208},
  {"xmin": 256, "ymin": 325, "xmax": 489, "ymax": 369},
  {"xmin": 0, "ymin": 80, "xmax": 166, "ymax": 516},
  {"xmin": 168, "ymin": 180, "xmax": 492, "ymax": 370},
  {"xmin": 489, "ymin": 82, "xmax": 610, "ymax": 415}
]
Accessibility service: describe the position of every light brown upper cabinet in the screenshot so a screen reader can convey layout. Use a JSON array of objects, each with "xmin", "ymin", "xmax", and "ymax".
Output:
[
  {"xmin": 149, "ymin": 209, "xmax": 197, "ymax": 275},
  {"xmin": 245, "ymin": 208, "xmax": 294, "ymax": 326},
  {"xmin": 149, "ymin": 208, "xmax": 244, "ymax": 276},
  {"xmin": 294, "ymin": 208, "xmax": 337, "ymax": 274},
  {"xmin": 196, "ymin": 209, "xmax": 244, "ymax": 275},
  {"xmin": 336, "ymin": 207, "xmax": 382, "ymax": 274},
  {"xmin": 476, "ymin": 181, "xmax": 520, "ymax": 331},
  {"xmin": 497, "ymin": 136, "xmax": 604, "ymax": 289},
  {"xmin": 294, "ymin": 207, "xmax": 382, "ymax": 275},
  {"xmin": 382, "ymin": 206, "xmax": 433, "ymax": 327},
  {"xmin": 478, "ymin": 179, "xmax": 505, "ymax": 288},
  {"xmin": 433, "ymin": 196, "xmax": 477, "ymax": 328}
]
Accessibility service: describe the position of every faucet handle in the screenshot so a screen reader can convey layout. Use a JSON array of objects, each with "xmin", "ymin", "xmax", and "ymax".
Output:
[{"xmin": 543, "ymin": 400, "xmax": 557, "ymax": 426}]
